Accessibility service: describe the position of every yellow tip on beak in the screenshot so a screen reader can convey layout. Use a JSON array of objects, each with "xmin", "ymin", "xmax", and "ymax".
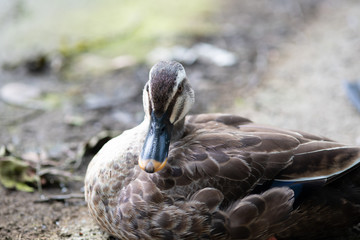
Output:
[{"xmin": 139, "ymin": 158, "xmax": 168, "ymax": 173}]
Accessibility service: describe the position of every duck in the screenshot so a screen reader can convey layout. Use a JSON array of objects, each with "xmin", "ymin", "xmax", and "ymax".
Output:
[{"xmin": 85, "ymin": 60, "xmax": 360, "ymax": 240}]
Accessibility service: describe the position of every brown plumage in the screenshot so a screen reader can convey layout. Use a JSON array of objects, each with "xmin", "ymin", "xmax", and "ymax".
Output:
[{"xmin": 85, "ymin": 61, "xmax": 360, "ymax": 240}]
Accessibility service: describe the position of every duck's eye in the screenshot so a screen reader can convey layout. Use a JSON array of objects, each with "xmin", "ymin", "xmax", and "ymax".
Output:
[{"xmin": 177, "ymin": 84, "xmax": 183, "ymax": 93}]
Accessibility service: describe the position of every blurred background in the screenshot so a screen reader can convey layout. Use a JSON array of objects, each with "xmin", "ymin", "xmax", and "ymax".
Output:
[{"xmin": 1, "ymin": 0, "xmax": 360, "ymax": 239}]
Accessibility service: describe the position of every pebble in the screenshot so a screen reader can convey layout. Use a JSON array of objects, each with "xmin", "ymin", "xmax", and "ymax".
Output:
[
  {"xmin": 193, "ymin": 43, "xmax": 238, "ymax": 67},
  {"xmin": 0, "ymin": 82, "xmax": 44, "ymax": 109}
]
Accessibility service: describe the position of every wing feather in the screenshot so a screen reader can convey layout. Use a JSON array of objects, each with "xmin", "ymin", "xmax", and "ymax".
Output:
[{"xmin": 164, "ymin": 113, "xmax": 360, "ymax": 197}]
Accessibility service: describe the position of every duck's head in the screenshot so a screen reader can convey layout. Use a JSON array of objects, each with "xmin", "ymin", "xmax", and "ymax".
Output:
[{"xmin": 139, "ymin": 61, "xmax": 195, "ymax": 173}]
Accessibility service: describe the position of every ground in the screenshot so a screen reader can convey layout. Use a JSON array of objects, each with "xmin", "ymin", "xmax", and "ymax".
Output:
[
  {"xmin": 237, "ymin": 0, "xmax": 360, "ymax": 145},
  {"xmin": 1, "ymin": 0, "xmax": 360, "ymax": 239}
]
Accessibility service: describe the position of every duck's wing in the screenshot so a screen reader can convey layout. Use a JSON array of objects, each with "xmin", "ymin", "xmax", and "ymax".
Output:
[
  {"xmin": 238, "ymin": 123, "xmax": 360, "ymax": 181},
  {"xmin": 276, "ymin": 142, "xmax": 360, "ymax": 182},
  {"xmin": 156, "ymin": 114, "xmax": 298, "ymax": 196},
  {"xmin": 163, "ymin": 114, "xmax": 360, "ymax": 194}
]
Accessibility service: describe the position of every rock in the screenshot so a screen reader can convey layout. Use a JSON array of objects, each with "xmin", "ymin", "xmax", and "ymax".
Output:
[
  {"xmin": 0, "ymin": 82, "xmax": 44, "ymax": 109},
  {"xmin": 24, "ymin": 53, "xmax": 49, "ymax": 73},
  {"xmin": 193, "ymin": 43, "xmax": 238, "ymax": 67},
  {"xmin": 147, "ymin": 43, "xmax": 238, "ymax": 67}
]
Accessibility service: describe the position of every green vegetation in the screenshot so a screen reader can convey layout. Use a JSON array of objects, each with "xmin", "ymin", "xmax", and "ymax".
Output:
[
  {"xmin": 0, "ymin": 156, "xmax": 37, "ymax": 192},
  {"xmin": 0, "ymin": 0, "xmax": 218, "ymax": 65}
]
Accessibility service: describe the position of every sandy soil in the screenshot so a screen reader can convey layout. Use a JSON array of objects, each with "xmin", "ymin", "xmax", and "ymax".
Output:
[
  {"xmin": 236, "ymin": 0, "xmax": 360, "ymax": 145},
  {"xmin": 1, "ymin": 0, "xmax": 360, "ymax": 239}
]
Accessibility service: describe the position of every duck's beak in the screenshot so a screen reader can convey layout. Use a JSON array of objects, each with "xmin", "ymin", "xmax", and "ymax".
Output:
[{"xmin": 139, "ymin": 112, "xmax": 173, "ymax": 173}]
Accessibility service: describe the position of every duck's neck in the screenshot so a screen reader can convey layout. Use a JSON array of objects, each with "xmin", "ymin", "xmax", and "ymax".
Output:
[{"xmin": 171, "ymin": 118, "xmax": 185, "ymax": 141}]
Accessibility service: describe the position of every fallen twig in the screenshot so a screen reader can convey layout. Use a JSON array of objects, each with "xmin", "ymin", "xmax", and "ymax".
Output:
[{"xmin": 34, "ymin": 193, "xmax": 84, "ymax": 203}]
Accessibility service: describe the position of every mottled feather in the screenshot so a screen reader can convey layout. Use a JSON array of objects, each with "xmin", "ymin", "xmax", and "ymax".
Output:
[{"xmin": 85, "ymin": 62, "xmax": 360, "ymax": 240}]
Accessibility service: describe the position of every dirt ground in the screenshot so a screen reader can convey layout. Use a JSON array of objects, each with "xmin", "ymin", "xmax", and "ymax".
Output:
[
  {"xmin": 1, "ymin": 0, "xmax": 360, "ymax": 239},
  {"xmin": 236, "ymin": 0, "xmax": 360, "ymax": 145}
]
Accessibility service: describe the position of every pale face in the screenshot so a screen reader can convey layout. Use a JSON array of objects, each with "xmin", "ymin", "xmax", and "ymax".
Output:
[{"xmin": 143, "ymin": 61, "xmax": 194, "ymax": 125}]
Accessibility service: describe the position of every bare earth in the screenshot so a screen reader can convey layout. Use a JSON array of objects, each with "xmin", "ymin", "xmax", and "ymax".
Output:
[
  {"xmin": 236, "ymin": 0, "xmax": 360, "ymax": 145},
  {"xmin": 1, "ymin": 0, "xmax": 360, "ymax": 239}
]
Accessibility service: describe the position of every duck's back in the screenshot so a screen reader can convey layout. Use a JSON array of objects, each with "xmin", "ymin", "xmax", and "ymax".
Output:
[{"xmin": 155, "ymin": 114, "xmax": 360, "ymax": 200}]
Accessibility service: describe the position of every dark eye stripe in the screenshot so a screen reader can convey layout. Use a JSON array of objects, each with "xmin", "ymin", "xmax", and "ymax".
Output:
[{"xmin": 166, "ymin": 81, "xmax": 185, "ymax": 121}]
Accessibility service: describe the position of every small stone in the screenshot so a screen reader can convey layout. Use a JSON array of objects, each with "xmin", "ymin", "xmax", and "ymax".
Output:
[
  {"xmin": 147, "ymin": 43, "xmax": 238, "ymax": 67},
  {"xmin": 0, "ymin": 82, "xmax": 44, "ymax": 109},
  {"xmin": 193, "ymin": 43, "xmax": 238, "ymax": 67},
  {"xmin": 60, "ymin": 230, "xmax": 72, "ymax": 238}
]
